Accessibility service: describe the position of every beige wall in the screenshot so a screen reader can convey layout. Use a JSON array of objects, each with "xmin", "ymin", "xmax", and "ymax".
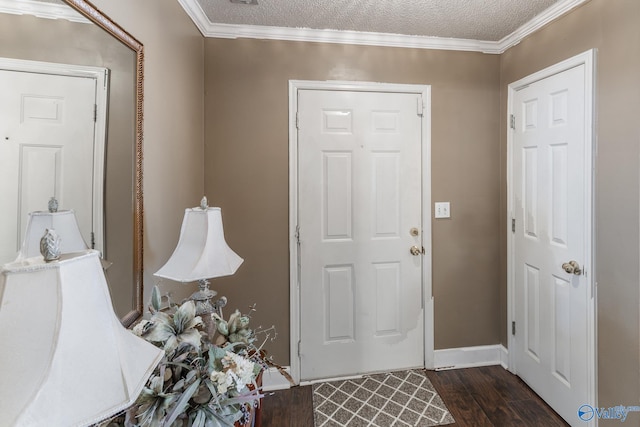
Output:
[
  {"xmin": 500, "ymin": 0, "xmax": 640, "ymax": 415},
  {"xmin": 0, "ymin": 12, "xmax": 135, "ymax": 318},
  {"xmin": 26, "ymin": 0, "xmax": 637, "ymax": 412},
  {"xmin": 204, "ymin": 39, "xmax": 502, "ymax": 363},
  {"xmin": 90, "ymin": 0, "xmax": 205, "ymax": 305}
]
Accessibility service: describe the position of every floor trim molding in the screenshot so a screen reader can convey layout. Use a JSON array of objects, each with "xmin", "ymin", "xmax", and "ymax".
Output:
[
  {"xmin": 434, "ymin": 345, "xmax": 508, "ymax": 371},
  {"xmin": 266, "ymin": 345, "xmax": 510, "ymax": 389},
  {"xmin": 262, "ymin": 366, "xmax": 292, "ymax": 392}
]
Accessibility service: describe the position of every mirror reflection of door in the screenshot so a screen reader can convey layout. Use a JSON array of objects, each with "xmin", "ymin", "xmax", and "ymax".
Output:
[
  {"xmin": 0, "ymin": 1, "xmax": 141, "ymax": 323},
  {"xmin": 0, "ymin": 60, "xmax": 108, "ymax": 265}
]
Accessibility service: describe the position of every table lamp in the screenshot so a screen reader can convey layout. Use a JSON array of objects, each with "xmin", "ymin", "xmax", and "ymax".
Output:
[
  {"xmin": 17, "ymin": 197, "xmax": 88, "ymax": 260},
  {"xmin": 154, "ymin": 197, "xmax": 243, "ymax": 316},
  {"xmin": 0, "ymin": 249, "xmax": 164, "ymax": 426}
]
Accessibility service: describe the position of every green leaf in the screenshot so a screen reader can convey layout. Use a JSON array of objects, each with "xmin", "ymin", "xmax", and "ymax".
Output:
[
  {"xmin": 173, "ymin": 300, "xmax": 196, "ymax": 333},
  {"xmin": 185, "ymin": 368, "xmax": 198, "ymax": 383},
  {"xmin": 253, "ymin": 363, "xmax": 262, "ymax": 377},
  {"xmin": 209, "ymin": 345, "xmax": 228, "ymax": 364},
  {"xmin": 186, "ymin": 315, "xmax": 203, "ymax": 330},
  {"xmin": 179, "ymin": 328, "xmax": 203, "ymax": 350},
  {"xmin": 217, "ymin": 321, "xmax": 229, "ymax": 336},
  {"xmin": 203, "ymin": 378, "xmax": 219, "ymax": 400},
  {"xmin": 144, "ymin": 316, "xmax": 175, "ymax": 344},
  {"xmin": 164, "ymin": 335, "xmax": 179, "ymax": 353},
  {"xmin": 151, "ymin": 285, "xmax": 162, "ymax": 312},
  {"xmin": 163, "ymin": 377, "xmax": 201, "ymax": 426},
  {"xmin": 200, "ymin": 406, "xmax": 235, "ymax": 427},
  {"xmin": 192, "ymin": 410, "xmax": 206, "ymax": 427},
  {"xmin": 227, "ymin": 310, "xmax": 241, "ymax": 334},
  {"xmin": 172, "ymin": 378, "xmax": 185, "ymax": 391}
]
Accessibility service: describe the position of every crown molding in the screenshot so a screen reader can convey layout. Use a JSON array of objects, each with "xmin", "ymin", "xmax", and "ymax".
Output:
[
  {"xmin": 180, "ymin": 0, "xmax": 589, "ymax": 54},
  {"xmin": 0, "ymin": 0, "xmax": 90, "ymax": 23},
  {"xmin": 206, "ymin": 22, "xmax": 502, "ymax": 53},
  {"xmin": 496, "ymin": 0, "xmax": 590, "ymax": 52}
]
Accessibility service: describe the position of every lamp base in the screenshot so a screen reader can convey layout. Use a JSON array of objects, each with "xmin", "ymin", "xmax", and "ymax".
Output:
[
  {"xmin": 190, "ymin": 279, "xmax": 217, "ymax": 316},
  {"xmin": 189, "ymin": 279, "xmax": 227, "ymax": 315},
  {"xmin": 189, "ymin": 279, "xmax": 228, "ymax": 340}
]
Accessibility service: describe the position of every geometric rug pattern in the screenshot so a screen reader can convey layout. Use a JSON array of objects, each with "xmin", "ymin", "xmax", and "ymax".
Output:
[{"xmin": 312, "ymin": 369, "xmax": 455, "ymax": 427}]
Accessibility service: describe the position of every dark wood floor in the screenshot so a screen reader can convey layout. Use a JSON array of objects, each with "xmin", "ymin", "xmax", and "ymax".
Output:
[{"xmin": 260, "ymin": 365, "xmax": 568, "ymax": 426}]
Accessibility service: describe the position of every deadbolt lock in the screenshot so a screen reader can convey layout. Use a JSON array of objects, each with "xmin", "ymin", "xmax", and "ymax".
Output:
[{"xmin": 410, "ymin": 227, "xmax": 420, "ymax": 237}]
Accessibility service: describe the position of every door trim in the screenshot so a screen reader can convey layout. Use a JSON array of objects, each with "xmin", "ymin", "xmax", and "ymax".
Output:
[
  {"xmin": 289, "ymin": 80, "xmax": 433, "ymax": 385},
  {"xmin": 506, "ymin": 49, "xmax": 596, "ymax": 420},
  {"xmin": 0, "ymin": 57, "xmax": 109, "ymax": 256}
]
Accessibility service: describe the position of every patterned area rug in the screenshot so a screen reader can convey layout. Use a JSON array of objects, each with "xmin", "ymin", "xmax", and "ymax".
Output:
[{"xmin": 312, "ymin": 369, "xmax": 455, "ymax": 427}]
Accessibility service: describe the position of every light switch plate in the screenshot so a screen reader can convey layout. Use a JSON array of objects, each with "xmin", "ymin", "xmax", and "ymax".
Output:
[{"xmin": 435, "ymin": 202, "xmax": 450, "ymax": 219}]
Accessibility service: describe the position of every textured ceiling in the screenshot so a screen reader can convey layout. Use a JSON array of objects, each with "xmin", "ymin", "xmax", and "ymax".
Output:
[{"xmin": 195, "ymin": 0, "xmax": 559, "ymax": 41}]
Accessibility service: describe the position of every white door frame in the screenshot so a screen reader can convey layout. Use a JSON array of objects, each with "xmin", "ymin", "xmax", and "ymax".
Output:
[
  {"xmin": 0, "ymin": 57, "xmax": 109, "ymax": 256},
  {"xmin": 289, "ymin": 80, "xmax": 433, "ymax": 385},
  {"xmin": 506, "ymin": 50, "xmax": 596, "ymax": 418}
]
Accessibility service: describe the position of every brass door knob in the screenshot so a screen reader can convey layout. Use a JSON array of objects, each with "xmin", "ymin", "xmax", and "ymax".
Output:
[
  {"xmin": 410, "ymin": 246, "xmax": 421, "ymax": 256},
  {"xmin": 562, "ymin": 260, "xmax": 582, "ymax": 275}
]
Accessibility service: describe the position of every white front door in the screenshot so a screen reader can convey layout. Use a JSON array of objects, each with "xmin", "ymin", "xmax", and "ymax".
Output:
[
  {"xmin": 297, "ymin": 88, "xmax": 425, "ymax": 381},
  {"xmin": 0, "ymin": 69, "xmax": 97, "ymax": 264},
  {"xmin": 511, "ymin": 60, "xmax": 593, "ymax": 426}
]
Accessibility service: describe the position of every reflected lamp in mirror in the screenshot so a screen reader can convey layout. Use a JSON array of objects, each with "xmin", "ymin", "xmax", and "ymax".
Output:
[
  {"xmin": 0, "ymin": 250, "xmax": 163, "ymax": 426},
  {"xmin": 154, "ymin": 197, "xmax": 243, "ymax": 316},
  {"xmin": 17, "ymin": 199, "xmax": 88, "ymax": 260}
]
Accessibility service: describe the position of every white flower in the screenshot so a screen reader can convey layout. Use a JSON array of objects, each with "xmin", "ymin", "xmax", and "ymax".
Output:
[
  {"xmin": 210, "ymin": 370, "xmax": 233, "ymax": 394},
  {"xmin": 132, "ymin": 319, "xmax": 151, "ymax": 336},
  {"xmin": 223, "ymin": 352, "xmax": 256, "ymax": 391},
  {"xmin": 209, "ymin": 352, "xmax": 257, "ymax": 394}
]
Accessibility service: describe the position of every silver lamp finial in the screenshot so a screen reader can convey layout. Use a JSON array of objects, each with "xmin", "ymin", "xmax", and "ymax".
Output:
[
  {"xmin": 48, "ymin": 197, "xmax": 59, "ymax": 213},
  {"xmin": 200, "ymin": 196, "xmax": 208, "ymax": 210}
]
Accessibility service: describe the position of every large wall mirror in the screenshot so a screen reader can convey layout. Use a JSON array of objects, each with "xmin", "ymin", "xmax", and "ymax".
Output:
[{"xmin": 0, "ymin": 0, "xmax": 144, "ymax": 326}]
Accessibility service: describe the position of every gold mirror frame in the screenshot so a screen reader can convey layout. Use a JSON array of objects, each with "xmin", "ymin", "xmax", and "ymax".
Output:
[{"xmin": 64, "ymin": 0, "xmax": 144, "ymax": 327}]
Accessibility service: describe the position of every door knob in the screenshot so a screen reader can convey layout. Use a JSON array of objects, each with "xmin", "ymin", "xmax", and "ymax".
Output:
[
  {"xmin": 410, "ymin": 246, "xmax": 421, "ymax": 256},
  {"xmin": 562, "ymin": 260, "xmax": 582, "ymax": 275}
]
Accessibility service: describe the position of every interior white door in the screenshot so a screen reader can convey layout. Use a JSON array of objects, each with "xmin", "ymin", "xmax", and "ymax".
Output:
[
  {"xmin": 512, "ymin": 64, "xmax": 590, "ymax": 425},
  {"xmin": 298, "ymin": 89, "xmax": 424, "ymax": 381},
  {"xmin": 0, "ymin": 70, "xmax": 96, "ymax": 264}
]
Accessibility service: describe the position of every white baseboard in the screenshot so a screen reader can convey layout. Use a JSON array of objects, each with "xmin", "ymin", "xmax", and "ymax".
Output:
[
  {"xmin": 263, "ymin": 346, "xmax": 509, "ymax": 389},
  {"xmin": 434, "ymin": 344, "xmax": 508, "ymax": 370},
  {"xmin": 499, "ymin": 345, "xmax": 509, "ymax": 369},
  {"xmin": 261, "ymin": 366, "xmax": 292, "ymax": 392}
]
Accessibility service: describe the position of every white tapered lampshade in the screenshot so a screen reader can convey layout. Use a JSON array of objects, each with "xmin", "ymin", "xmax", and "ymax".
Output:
[
  {"xmin": 0, "ymin": 250, "xmax": 163, "ymax": 427},
  {"xmin": 155, "ymin": 207, "xmax": 243, "ymax": 282},
  {"xmin": 18, "ymin": 210, "xmax": 88, "ymax": 260}
]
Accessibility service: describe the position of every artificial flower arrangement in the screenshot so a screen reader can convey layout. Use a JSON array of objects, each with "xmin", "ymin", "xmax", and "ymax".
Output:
[{"xmin": 105, "ymin": 286, "xmax": 283, "ymax": 427}]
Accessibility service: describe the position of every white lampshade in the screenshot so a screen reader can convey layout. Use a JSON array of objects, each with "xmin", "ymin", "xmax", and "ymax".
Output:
[
  {"xmin": 18, "ymin": 210, "xmax": 89, "ymax": 260},
  {"xmin": 0, "ymin": 250, "xmax": 163, "ymax": 427},
  {"xmin": 155, "ymin": 207, "xmax": 243, "ymax": 282}
]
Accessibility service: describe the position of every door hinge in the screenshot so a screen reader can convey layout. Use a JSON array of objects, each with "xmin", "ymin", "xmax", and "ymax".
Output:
[
  {"xmin": 93, "ymin": 104, "xmax": 97, "ymax": 122},
  {"xmin": 512, "ymin": 321, "xmax": 516, "ymax": 335},
  {"xmin": 91, "ymin": 231, "xmax": 95, "ymax": 249},
  {"xmin": 512, "ymin": 218, "xmax": 516, "ymax": 233},
  {"xmin": 296, "ymin": 112, "xmax": 300, "ymax": 129},
  {"xmin": 510, "ymin": 114, "xmax": 516, "ymax": 130},
  {"xmin": 295, "ymin": 225, "xmax": 301, "ymax": 245},
  {"xmin": 417, "ymin": 98, "xmax": 424, "ymax": 117},
  {"xmin": 297, "ymin": 340, "xmax": 301, "ymax": 357}
]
